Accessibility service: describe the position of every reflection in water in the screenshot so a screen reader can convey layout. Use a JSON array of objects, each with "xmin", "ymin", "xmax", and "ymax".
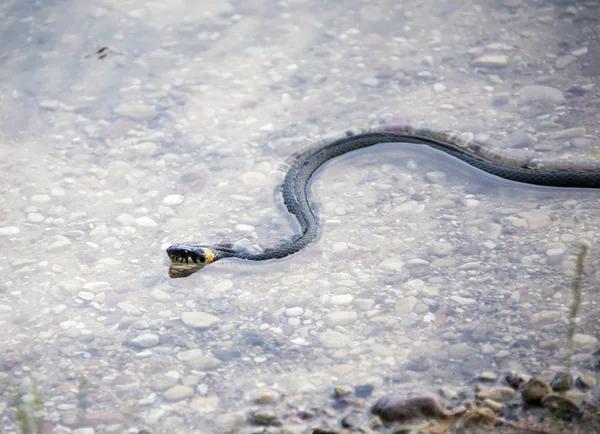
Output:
[{"xmin": 0, "ymin": 0, "xmax": 599, "ymax": 432}]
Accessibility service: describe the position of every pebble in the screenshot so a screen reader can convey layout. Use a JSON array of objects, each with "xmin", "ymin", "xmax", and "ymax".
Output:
[
  {"xmin": 135, "ymin": 216, "xmax": 158, "ymax": 227},
  {"xmin": 176, "ymin": 350, "xmax": 222, "ymax": 371},
  {"xmin": 27, "ymin": 212, "xmax": 44, "ymax": 223},
  {"xmin": 448, "ymin": 342, "xmax": 477, "ymax": 359},
  {"xmin": 531, "ymin": 310, "xmax": 561, "ymax": 327},
  {"xmin": 555, "ymin": 55, "xmax": 576, "ymax": 69},
  {"xmin": 317, "ymin": 330, "xmax": 350, "ymax": 349},
  {"xmin": 572, "ymin": 333, "xmax": 598, "ymax": 350},
  {"xmin": 548, "ymin": 127, "xmax": 586, "ymax": 139},
  {"xmin": 449, "ymin": 295, "xmax": 476, "ymax": 305},
  {"xmin": 129, "ymin": 333, "xmax": 160, "ymax": 349},
  {"xmin": 30, "ymin": 194, "xmax": 51, "ymax": 203},
  {"xmin": 371, "ymin": 393, "xmax": 445, "ymax": 423},
  {"xmin": 82, "ymin": 282, "xmax": 110, "ymax": 292},
  {"xmin": 518, "ymin": 85, "xmax": 565, "ymax": 104},
  {"xmin": 0, "ymin": 226, "xmax": 20, "ymax": 235},
  {"xmin": 113, "ymin": 103, "xmax": 157, "ymax": 121},
  {"xmin": 47, "ymin": 236, "xmax": 71, "ymax": 252},
  {"xmin": 476, "ymin": 386, "xmax": 516, "ymax": 402},
  {"xmin": 162, "ymin": 195, "xmax": 184, "ymax": 206},
  {"xmin": 478, "ymin": 372, "xmax": 498, "ymax": 382},
  {"xmin": 361, "ymin": 78, "xmax": 381, "ymax": 87},
  {"xmin": 426, "ymin": 171, "xmax": 446, "ymax": 184},
  {"xmin": 333, "ymin": 385, "xmax": 353, "ymax": 397},
  {"xmin": 150, "ymin": 289, "xmax": 171, "ymax": 301},
  {"xmin": 181, "ymin": 312, "xmax": 220, "ymax": 329},
  {"xmin": 235, "ymin": 224, "xmax": 254, "ymax": 232},
  {"xmin": 428, "ymin": 242, "xmax": 453, "ymax": 257},
  {"xmin": 190, "ymin": 396, "xmax": 219, "ymax": 413},
  {"xmin": 163, "ymin": 385, "xmax": 195, "ymax": 401},
  {"xmin": 285, "ymin": 307, "xmax": 304, "ymax": 317},
  {"xmin": 472, "ymin": 55, "xmax": 509, "ymax": 67},
  {"xmin": 330, "ymin": 294, "xmax": 353, "ymax": 305},
  {"xmin": 77, "ymin": 292, "xmax": 95, "ymax": 301},
  {"xmin": 522, "ymin": 377, "xmax": 552, "ymax": 404},
  {"xmin": 324, "ymin": 311, "xmax": 358, "ymax": 327},
  {"xmin": 482, "ymin": 399, "xmax": 504, "ymax": 412},
  {"xmin": 251, "ymin": 388, "xmax": 280, "ymax": 404},
  {"xmin": 250, "ymin": 410, "xmax": 278, "ymax": 425},
  {"xmin": 395, "ymin": 296, "xmax": 417, "ymax": 314},
  {"xmin": 240, "ymin": 171, "xmax": 267, "ymax": 187}
]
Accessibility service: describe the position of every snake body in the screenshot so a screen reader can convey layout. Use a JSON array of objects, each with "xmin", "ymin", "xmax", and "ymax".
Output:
[{"xmin": 166, "ymin": 126, "xmax": 600, "ymax": 277}]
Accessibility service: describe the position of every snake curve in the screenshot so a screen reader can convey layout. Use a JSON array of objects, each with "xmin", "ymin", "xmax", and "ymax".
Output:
[{"xmin": 166, "ymin": 125, "xmax": 600, "ymax": 277}]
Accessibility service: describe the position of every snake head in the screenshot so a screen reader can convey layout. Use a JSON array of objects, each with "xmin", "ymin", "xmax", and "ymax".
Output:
[
  {"xmin": 166, "ymin": 243, "xmax": 215, "ymax": 264},
  {"xmin": 166, "ymin": 243, "xmax": 216, "ymax": 278}
]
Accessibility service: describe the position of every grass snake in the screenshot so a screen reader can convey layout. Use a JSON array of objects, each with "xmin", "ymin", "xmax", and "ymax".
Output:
[{"xmin": 166, "ymin": 126, "xmax": 600, "ymax": 278}]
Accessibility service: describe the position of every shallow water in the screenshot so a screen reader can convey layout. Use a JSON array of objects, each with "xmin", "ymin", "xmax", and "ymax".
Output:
[{"xmin": 1, "ymin": 0, "xmax": 599, "ymax": 433}]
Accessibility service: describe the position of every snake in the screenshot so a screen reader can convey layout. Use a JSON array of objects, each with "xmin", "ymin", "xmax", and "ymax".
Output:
[{"xmin": 166, "ymin": 125, "xmax": 600, "ymax": 277}]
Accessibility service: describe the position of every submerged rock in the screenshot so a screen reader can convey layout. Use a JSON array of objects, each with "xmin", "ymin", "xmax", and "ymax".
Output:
[{"xmin": 370, "ymin": 393, "xmax": 445, "ymax": 423}]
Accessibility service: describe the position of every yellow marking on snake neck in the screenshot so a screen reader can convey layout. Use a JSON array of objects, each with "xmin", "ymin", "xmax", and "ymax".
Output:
[{"xmin": 202, "ymin": 248, "xmax": 215, "ymax": 263}]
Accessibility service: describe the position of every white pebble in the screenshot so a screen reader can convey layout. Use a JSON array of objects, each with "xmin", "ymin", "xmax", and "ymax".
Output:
[
  {"xmin": 241, "ymin": 171, "xmax": 267, "ymax": 186},
  {"xmin": 115, "ymin": 214, "xmax": 135, "ymax": 226},
  {"xmin": 162, "ymin": 195, "xmax": 184, "ymax": 206},
  {"xmin": 78, "ymin": 292, "xmax": 95, "ymax": 301},
  {"xmin": 285, "ymin": 307, "xmax": 304, "ymax": 317},
  {"xmin": 27, "ymin": 213, "xmax": 44, "ymax": 223},
  {"xmin": 30, "ymin": 194, "xmax": 51, "ymax": 203},
  {"xmin": 235, "ymin": 224, "xmax": 254, "ymax": 232},
  {"xmin": 0, "ymin": 226, "xmax": 20, "ymax": 235},
  {"xmin": 136, "ymin": 216, "xmax": 158, "ymax": 227}
]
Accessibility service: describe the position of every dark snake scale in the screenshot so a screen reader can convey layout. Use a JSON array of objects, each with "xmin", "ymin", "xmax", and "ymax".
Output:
[{"xmin": 166, "ymin": 126, "xmax": 600, "ymax": 278}]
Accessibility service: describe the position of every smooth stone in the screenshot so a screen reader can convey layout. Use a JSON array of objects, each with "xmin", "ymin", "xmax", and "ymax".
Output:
[
  {"xmin": 176, "ymin": 350, "xmax": 222, "ymax": 371},
  {"xmin": 472, "ymin": 55, "xmax": 509, "ymax": 67},
  {"xmin": 371, "ymin": 393, "xmax": 445, "ymax": 422},
  {"xmin": 162, "ymin": 195, "xmax": 184, "ymax": 206},
  {"xmin": 531, "ymin": 310, "xmax": 561, "ymax": 327},
  {"xmin": 27, "ymin": 213, "xmax": 44, "ymax": 223},
  {"xmin": 181, "ymin": 312, "xmax": 220, "ymax": 329},
  {"xmin": 77, "ymin": 292, "xmax": 95, "ymax": 301},
  {"xmin": 30, "ymin": 194, "xmax": 51, "ymax": 203},
  {"xmin": 548, "ymin": 127, "xmax": 586, "ymax": 139},
  {"xmin": 324, "ymin": 311, "xmax": 358, "ymax": 327},
  {"xmin": 573, "ymin": 334, "xmax": 598, "ymax": 350},
  {"xmin": 361, "ymin": 77, "xmax": 381, "ymax": 87},
  {"xmin": 284, "ymin": 307, "xmax": 304, "ymax": 317},
  {"xmin": 476, "ymin": 386, "xmax": 516, "ymax": 402},
  {"xmin": 113, "ymin": 104, "xmax": 157, "ymax": 120},
  {"xmin": 47, "ymin": 237, "xmax": 71, "ymax": 252},
  {"xmin": 316, "ymin": 330, "xmax": 350, "ymax": 349},
  {"xmin": 250, "ymin": 410, "xmax": 278, "ymax": 425},
  {"xmin": 448, "ymin": 342, "xmax": 477, "ymax": 359},
  {"xmin": 129, "ymin": 333, "xmax": 160, "ymax": 349},
  {"xmin": 135, "ymin": 216, "xmax": 158, "ymax": 227},
  {"xmin": 426, "ymin": 171, "xmax": 447, "ymax": 184},
  {"xmin": 450, "ymin": 295, "xmax": 476, "ymax": 305},
  {"xmin": 150, "ymin": 289, "xmax": 171, "ymax": 301},
  {"xmin": 190, "ymin": 396, "xmax": 219, "ymax": 412},
  {"xmin": 555, "ymin": 55, "xmax": 576, "ymax": 69},
  {"xmin": 240, "ymin": 171, "xmax": 267, "ymax": 187},
  {"xmin": 163, "ymin": 385, "xmax": 195, "ymax": 401},
  {"xmin": 522, "ymin": 377, "xmax": 552, "ymax": 404},
  {"xmin": 330, "ymin": 294, "xmax": 354, "ymax": 305},
  {"xmin": 482, "ymin": 399, "xmax": 504, "ymax": 412},
  {"xmin": 395, "ymin": 296, "xmax": 418, "ymax": 314},
  {"xmin": 518, "ymin": 85, "xmax": 565, "ymax": 104},
  {"xmin": 251, "ymin": 388, "xmax": 280, "ymax": 404},
  {"xmin": 235, "ymin": 224, "xmax": 254, "ymax": 232},
  {"xmin": 0, "ymin": 226, "xmax": 20, "ymax": 235},
  {"xmin": 428, "ymin": 242, "xmax": 453, "ymax": 257}
]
